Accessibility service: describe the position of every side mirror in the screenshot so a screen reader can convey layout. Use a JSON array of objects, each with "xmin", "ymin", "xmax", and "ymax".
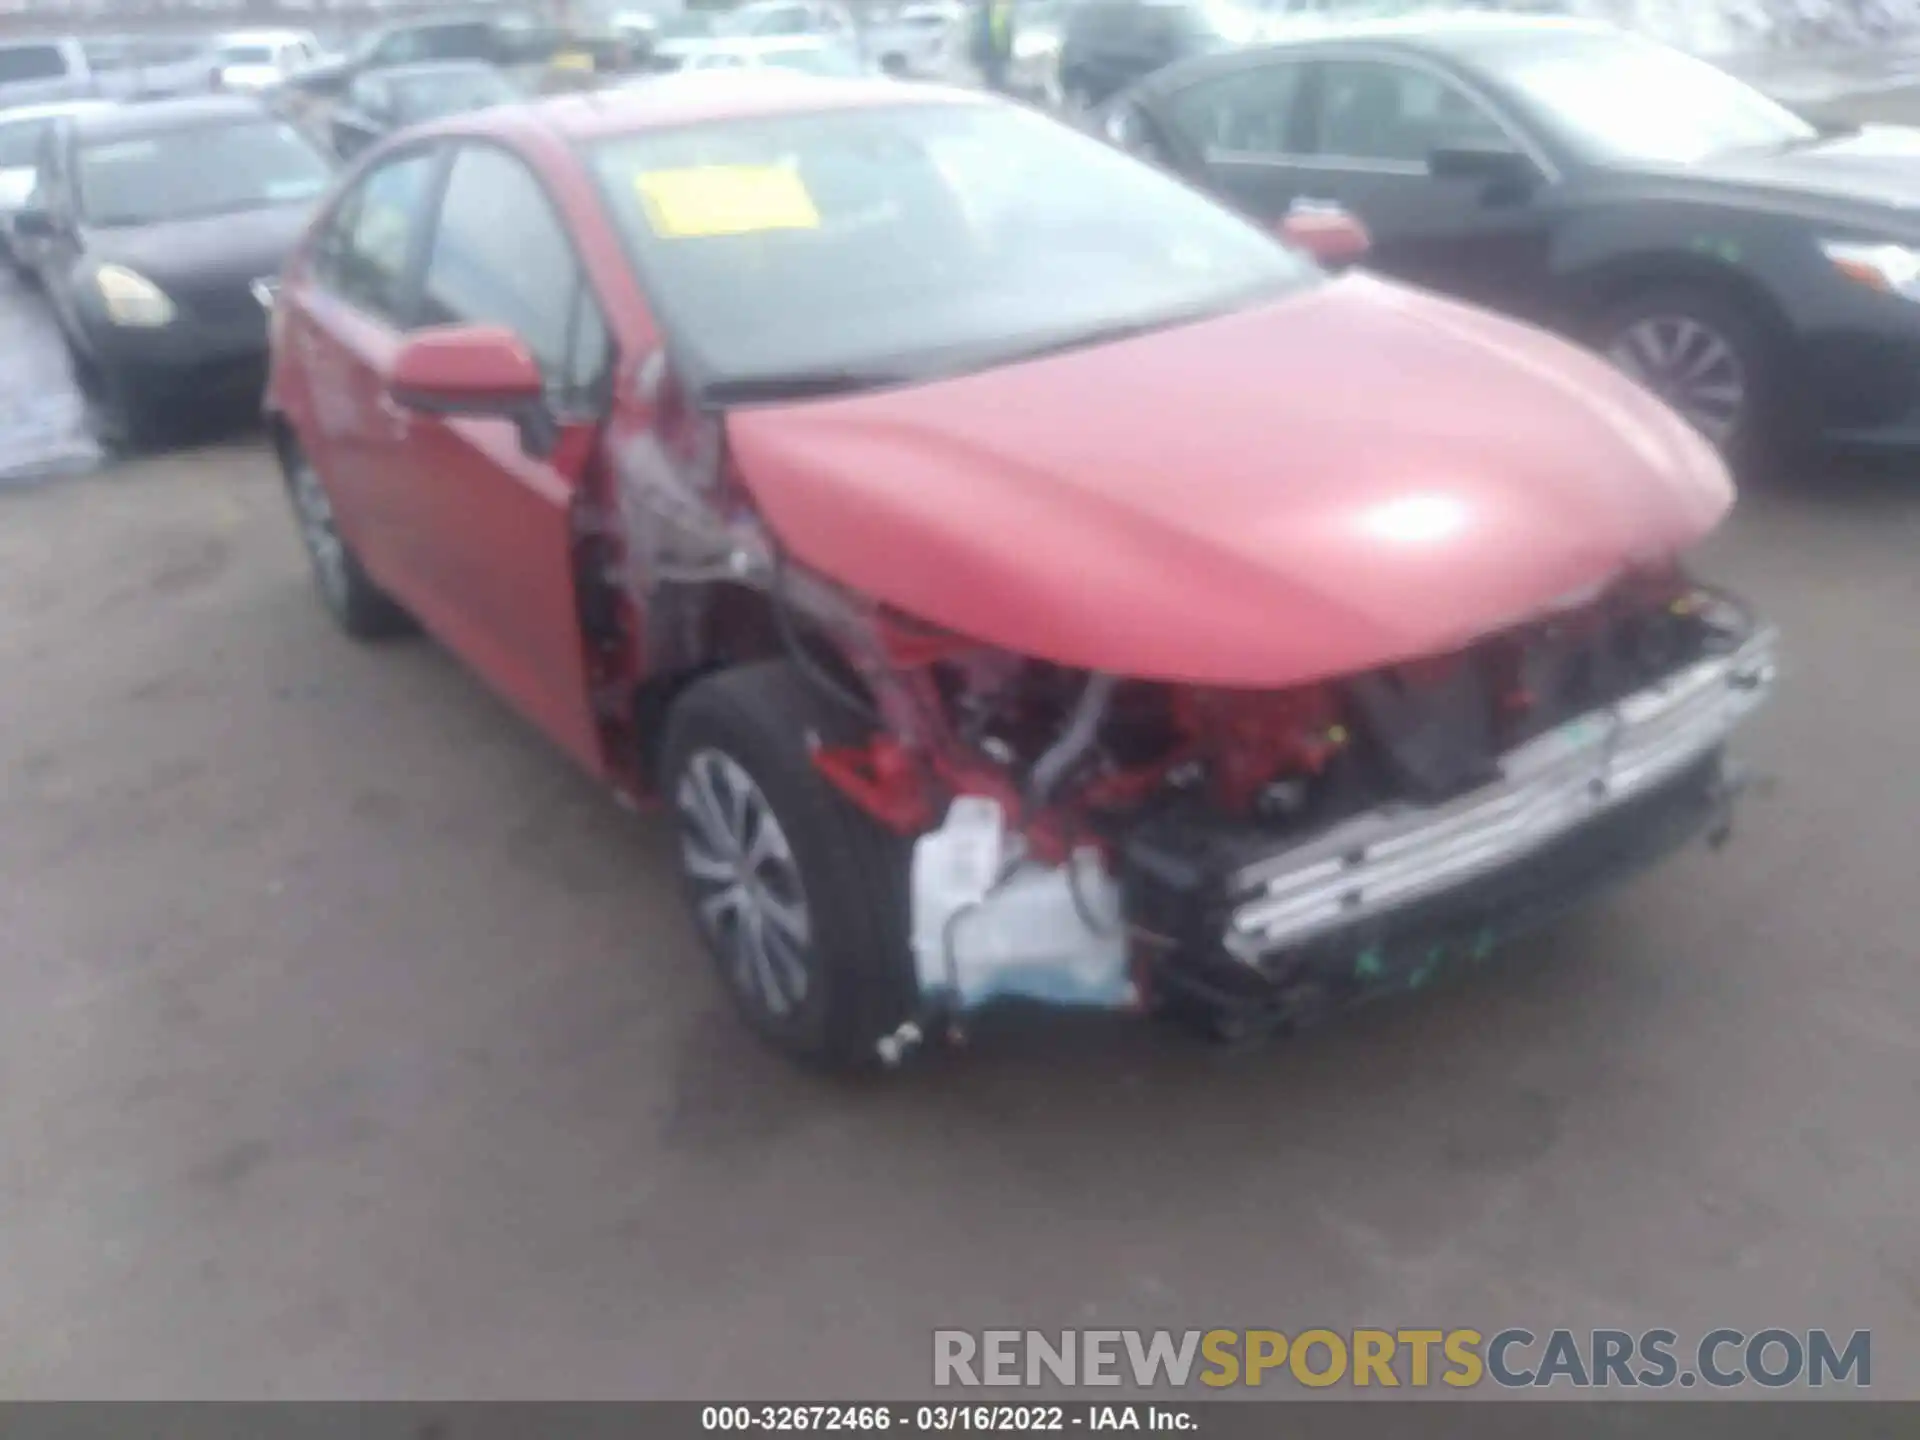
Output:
[
  {"xmin": 11, "ymin": 205, "xmax": 56, "ymax": 241},
  {"xmin": 1428, "ymin": 142, "xmax": 1537, "ymax": 199},
  {"xmin": 390, "ymin": 324, "xmax": 556, "ymax": 456},
  {"xmin": 1275, "ymin": 206, "xmax": 1371, "ymax": 269}
]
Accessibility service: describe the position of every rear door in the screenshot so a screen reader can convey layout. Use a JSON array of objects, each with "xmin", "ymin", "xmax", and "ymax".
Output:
[
  {"xmin": 397, "ymin": 140, "xmax": 610, "ymax": 773},
  {"xmin": 1289, "ymin": 54, "xmax": 1558, "ymax": 315},
  {"xmin": 289, "ymin": 146, "xmax": 444, "ymax": 585}
]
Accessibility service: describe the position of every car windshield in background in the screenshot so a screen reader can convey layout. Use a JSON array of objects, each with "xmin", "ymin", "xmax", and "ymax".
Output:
[
  {"xmin": 0, "ymin": 45, "xmax": 69, "ymax": 83},
  {"xmin": 393, "ymin": 70, "xmax": 516, "ymax": 121},
  {"xmin": 0, "ymin": 115, "xmax": 50, "ymax": 169},
  {"xmin": 762, "ymin": 46, "xmax": 864, "ymax": 76},
  {"xmin": 590, "ymin": 100, "xmax": 1313, "ymax": 394},
  {"xmin": 219, "ymin": 44, "xmax": 278, "ymax": 65},
  {"xmin": 77, "ymin": 120, "xmax": 332, "ymax": 227},
  {"xmin": 1494, "ymin": 35, "xmax": 1815, "ymax": 165}
]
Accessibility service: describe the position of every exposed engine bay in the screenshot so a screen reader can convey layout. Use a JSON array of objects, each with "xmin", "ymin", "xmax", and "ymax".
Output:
[{"xmin": 602, "ymin": 379, "xmax": 1778, "ymax": 1059}]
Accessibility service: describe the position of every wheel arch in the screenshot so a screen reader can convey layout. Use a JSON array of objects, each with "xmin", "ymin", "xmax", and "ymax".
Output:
[{"xmin": 1562, "ymin": 251, "xmax": 1798, "ymax": 358}]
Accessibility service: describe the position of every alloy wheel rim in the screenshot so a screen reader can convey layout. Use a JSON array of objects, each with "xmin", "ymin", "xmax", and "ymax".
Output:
[
  {"xmin": 676, "ymin": 748, "xmax": 813, "ymax": 1020},
  {"xmin": 291, "ymin": 460, "xmax": 350, "ymax": 606},
  {"xmin": 1607, "ymin": 315, "xmax": 1747, "ymax": 448}
]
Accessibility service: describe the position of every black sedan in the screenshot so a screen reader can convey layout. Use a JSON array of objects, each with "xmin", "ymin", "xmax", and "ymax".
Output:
[
  {"xmin": 1099, "ymin": 16, "xmax": 1920, "ymax": 459},
  {"xmin": 329, "ymin": 60, "xmax": 519, "ymax": 162},
  {"xmin": 12, "ymin": 95, "xmax": 333, "ymax": 446}
]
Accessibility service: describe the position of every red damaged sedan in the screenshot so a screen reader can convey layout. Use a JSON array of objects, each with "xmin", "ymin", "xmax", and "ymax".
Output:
[{"xmin": 264, "ymin": 75, "xmax": 1777, "ymax": 1068}]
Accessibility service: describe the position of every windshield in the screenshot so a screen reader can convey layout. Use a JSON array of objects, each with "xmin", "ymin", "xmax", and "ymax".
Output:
[
  {"xmin": 219, "ymin": 43, "xmax": 277, "ymax": 65},
  {"xmin": 0, "ymin": 44, "xmax": 70, "ymax": 83},
  {"xmin": 393, "ymin": 68, "xmax": 515, "ymax": 120},
  {"xmin": 760, "ymin": 45, "xmax": 863, "ymax": 76},
  {"xmin": 589, "ymin": 100, "xmax": 1313, "ymax": 392},
  {"xmin": 1495, "ymin": 36, "xmax": 1815, "ymax": 164},
  {"xmin": 77, "ymin": 119, "xmax": 332, "ymax": 226},
  {"xmin": 0, "ymin": 115, "xmax": 50, "ymax": 169}
]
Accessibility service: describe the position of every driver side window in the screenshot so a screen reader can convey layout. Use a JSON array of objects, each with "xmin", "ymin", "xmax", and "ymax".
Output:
[
  {"xmin": 316, "ymin": 150, "xmax": 438, "ymax": 324},
  {"xmin": 416, "ymin": 144, "xmax": 609, "ymax": 410},
  {"xmin": 1166, "ymin": 63, "xmax": 1306, "ymax": 160},
  {"xmin": 1308, "ymin": 59, "xmax": 1509, "ymax": 166}
]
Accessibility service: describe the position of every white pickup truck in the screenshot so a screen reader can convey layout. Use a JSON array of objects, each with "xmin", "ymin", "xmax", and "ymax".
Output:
[{"xmin": 0, "ymin": 35, "xmax": 216, "ymax": 111}]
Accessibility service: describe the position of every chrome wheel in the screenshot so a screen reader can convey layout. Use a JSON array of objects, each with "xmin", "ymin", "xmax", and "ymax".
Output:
[
  {"xmin": 1607, "ymin": 314, "xmax": 1747, "ymax": 448},
  {"xmin": 676, "ymin": 748, "xmax": 813, "ymax": 1020},
  {"xmin": 289, "ymin": 456, "xmax": 350, "ymax": 608}
]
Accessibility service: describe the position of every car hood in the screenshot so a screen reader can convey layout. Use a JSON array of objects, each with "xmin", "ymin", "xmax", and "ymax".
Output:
[
  {"xmin": 85, "ymin": 201, "xmax": 315, "ymax": 297},
  {"xmin": 1682, "ymin": 124, "xmax": 1920, "ymax": 212},
  {"xmin": 724, "ymin": 276, "xmax": 1734, "ymax": 688}
]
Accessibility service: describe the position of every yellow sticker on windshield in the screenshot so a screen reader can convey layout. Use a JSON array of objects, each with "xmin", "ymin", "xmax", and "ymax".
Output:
[{"xmin": 633, "ymin": 164, "xmax": 821, "ymax": 239}]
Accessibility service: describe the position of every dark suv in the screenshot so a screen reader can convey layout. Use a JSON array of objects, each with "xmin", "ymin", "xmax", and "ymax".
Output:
[{"xmin": 1057, "ymin": 0, "xmax": 1248, "ymax": 109}]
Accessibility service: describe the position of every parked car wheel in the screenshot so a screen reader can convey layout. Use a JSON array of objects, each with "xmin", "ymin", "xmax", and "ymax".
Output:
[
  {"xmin": 71, "ymin": 352, "xmax": 165, "ymax": 453},
  {"xmin": 1597, "ymin": 285, "xmax": 1782, "ymax": 460},
  {"xmin": 282, "ymin": 443, "xmax": 413, "ymax": 639},
  {"xmin": 660, "ymin": 660, "xmax": 915, "ymax": 1071}
]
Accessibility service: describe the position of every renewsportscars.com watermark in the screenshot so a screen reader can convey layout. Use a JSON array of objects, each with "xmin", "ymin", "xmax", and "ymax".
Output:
[{"xmin": 933, "ymin": 1328, "xmax": 1872, "ymax": 1391}]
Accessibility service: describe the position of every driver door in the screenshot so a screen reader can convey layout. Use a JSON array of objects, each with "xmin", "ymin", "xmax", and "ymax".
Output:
[
  {"xmin": 1288, "ymin": 56, "xmax": 1558, "ymax": 318},
  {"xmin": 393, "ymin": 140, "xmax": 610, "ymax": 774}
]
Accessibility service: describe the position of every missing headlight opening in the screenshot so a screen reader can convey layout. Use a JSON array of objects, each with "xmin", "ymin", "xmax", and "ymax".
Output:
[{"xmin": 608, "ymin": 364, "xmax": 1776, "ymax": 1065}]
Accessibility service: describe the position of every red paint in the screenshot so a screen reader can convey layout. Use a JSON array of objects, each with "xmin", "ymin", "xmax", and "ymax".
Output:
[
  {"xmin": 389, "ymin": 325, "xmax": 544, "ymax": 405},
  {"xmin": 1277, "ymin": 208, "xmax": 1373, "ymax": 267},
  {"xmin": 267, "ymin": 83, "xmax": 1741, "ymax": 811},
  {"xmin": 811, "ymin": 738, "xmax": 937, "ymax": 834},
  {"xmin": 725, "ymin": 276, "xmax": 1733, "ymax": 689}
]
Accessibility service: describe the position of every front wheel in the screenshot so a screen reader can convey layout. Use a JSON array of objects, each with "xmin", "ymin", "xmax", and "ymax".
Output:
[
  {"xmin": 660, "ymin": 661, "xmax": 914, "ymax": 1070},
  {"xmin": 282, "ymin": 443, "xmax": 412, "ymax": 640},
  {"xmin": 1597, "ymin": 286, "xmax": 1785, "ymax": 461}
]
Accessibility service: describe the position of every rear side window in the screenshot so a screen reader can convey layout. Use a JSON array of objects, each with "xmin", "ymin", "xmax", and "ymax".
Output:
[
  {"xmin": 1309, "ymin": 59, "xmax": 1510, "ymax": 164},
  {"xmin": 0, "ymin": 44, "xmax": 70, "ymax": 83},
  {"xmin": 420, "ymin": 23, "xmax": 496, "ymax": 60},
  {"xmin": 1167, "ymin": 63, "xmax": 1305, "ymax": 157},
  {"xmin": 319, "ymin": 150, "xmax": 438, "ymax": 323},
  {"xmin": 417, "ymin": 145, "xmax": 607, "ymax": 403}
]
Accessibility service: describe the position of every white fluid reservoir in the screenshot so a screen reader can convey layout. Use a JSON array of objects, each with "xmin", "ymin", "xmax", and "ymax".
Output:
[{"xmin": 909, "ymin": 796, "xmax": 1139, "ymax": 1013}]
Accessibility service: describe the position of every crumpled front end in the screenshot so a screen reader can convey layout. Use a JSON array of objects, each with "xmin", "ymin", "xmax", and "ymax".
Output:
[{"xmin": 607, "ymin": 362, "xmax": 1778, "ymax": 1058}]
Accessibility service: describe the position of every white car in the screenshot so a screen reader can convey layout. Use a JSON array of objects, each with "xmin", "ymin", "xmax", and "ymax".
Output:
[
  {"xmin": 652, "ymin": 0, "xmax": 860, "ymax": 67},
  {"xmin": 212, "ymin": 29, "xmax": 323, "ymax": 92},
  {"xmin": 0, "ymin": 98, "xmax": 114, "ymax": 272},
  {"xmin": 637, "ymin": 35, "xmax": 873, "ymax": 78}
]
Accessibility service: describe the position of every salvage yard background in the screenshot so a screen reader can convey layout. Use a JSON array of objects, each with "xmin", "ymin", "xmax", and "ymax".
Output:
[{"xmin": 2, "ymin": 14, "xmax": 1920, "ymax": 1402}]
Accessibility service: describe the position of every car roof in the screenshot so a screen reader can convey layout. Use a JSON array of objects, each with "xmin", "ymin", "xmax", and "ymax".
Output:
[
  {"xmin": 0, "ymin": 98, "xmax": 116, "ymax": 126},
  {"xmin": 68, "ymin": 94, "xmax": 271, "ymax": 142},
  {"xmin": 485, "ymin": 72, "xmax": 972, "ymax": 142},
  {"xmin": 365, "ymin": 59, "xmax": 502, "ymax": 81},
  {"xmin": 1258, "ymin": 12, "xmax": 1620, "ymax": 57}
]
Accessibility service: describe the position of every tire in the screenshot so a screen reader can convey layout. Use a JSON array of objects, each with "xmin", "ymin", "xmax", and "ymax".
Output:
[
  {"xmin": 280, "ymin": 440, "xmax": 413, "ymax": 640},
  {"xmin": 1594, "ymin": 285, "xmax": 1790, "ymax": 465},
  {"xmin": 72, "ymin": 352, "xmax": 164, "ymax": 453},
  {"xmin": 660, "ymin": 660, "xmax": 915, "ymax": 1071}
]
